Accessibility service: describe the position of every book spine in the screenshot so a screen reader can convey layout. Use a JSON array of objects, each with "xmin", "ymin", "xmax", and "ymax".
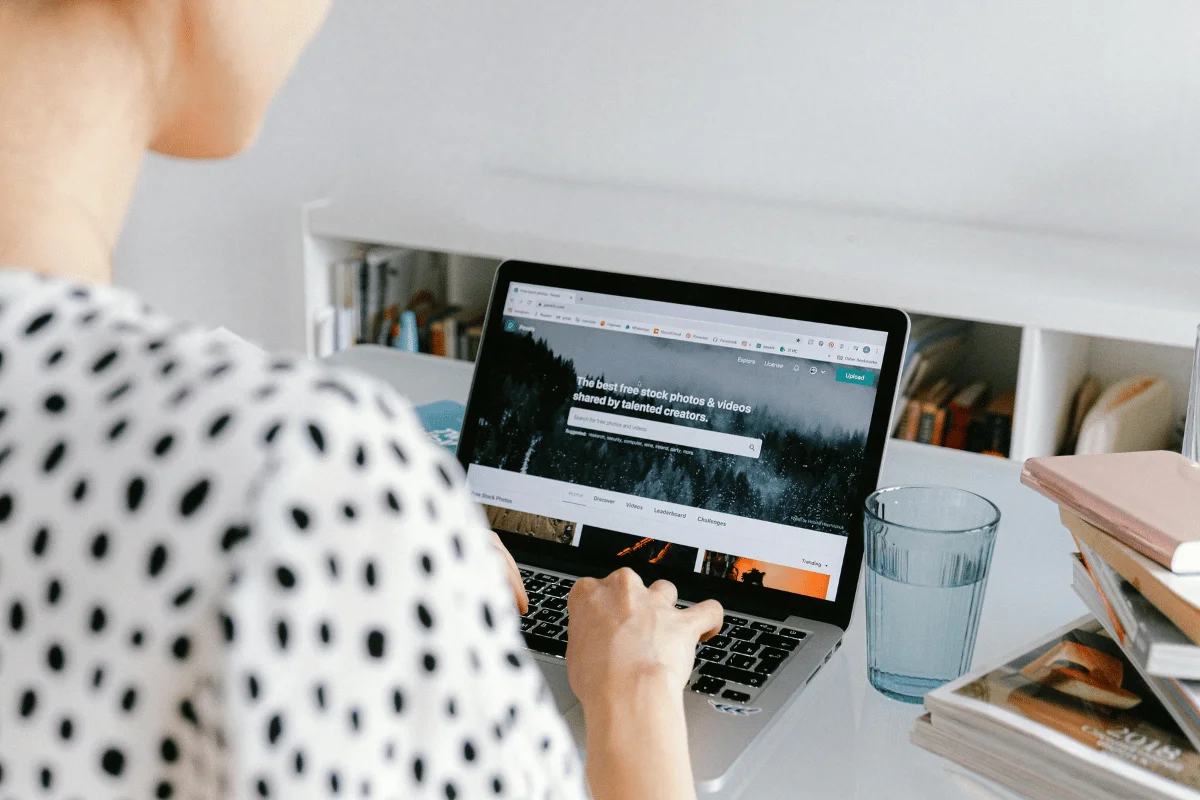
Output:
[
  {"xmin": 943, "ymin": 405, "xmax": 970, "ymax": 450},
  {"xmin": 916, "ymin": 409, "xmax": 936, "ymax": 444},
  {"xmin": 899, "ymin": 400, "xmax": 922, "ymax": 441},
  {"xmin": 430, "ymin": 321, "xmax": 447, "ymax": 357}
]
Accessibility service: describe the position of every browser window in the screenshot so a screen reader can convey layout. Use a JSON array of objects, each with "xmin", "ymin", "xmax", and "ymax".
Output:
[{"xmin": 464, "ymin": 282, "xmax": 889, "ymax": 601}]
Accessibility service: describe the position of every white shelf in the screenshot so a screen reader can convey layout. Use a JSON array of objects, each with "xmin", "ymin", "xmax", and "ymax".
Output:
[
  {"xmin": 307, "ymin": 170, "xmax": 1200, "ymax": 348},
  {"xmin": 300, "ymin": 173, "xmax": 1198, "ymax": 463}
]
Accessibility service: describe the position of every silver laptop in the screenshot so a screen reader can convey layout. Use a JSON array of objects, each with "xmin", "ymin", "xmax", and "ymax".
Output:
[{"xmin": 456, "ymin": 261, "xmax": 909, "ymax": 792}]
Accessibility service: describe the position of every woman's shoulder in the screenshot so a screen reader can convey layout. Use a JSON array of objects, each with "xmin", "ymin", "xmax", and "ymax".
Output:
[{"xmin": 0, "ymin": 270, "xmax": 453, "ymax": 522}]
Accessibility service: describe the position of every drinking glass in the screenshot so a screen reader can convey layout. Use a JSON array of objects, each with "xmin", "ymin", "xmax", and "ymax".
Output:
[
  {"xmin": 1184, "ymin": 323, "xmax": 1200, "ymax": 463},
  {"xmin": 864, "ymin": 486, "xmax": 1001, "ymax": 703}
]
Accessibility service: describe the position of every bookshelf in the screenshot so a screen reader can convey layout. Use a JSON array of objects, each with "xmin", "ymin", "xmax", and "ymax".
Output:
[{"xmin": 299, "ymin": 173, "xmax": 1200, "ymax": 464}]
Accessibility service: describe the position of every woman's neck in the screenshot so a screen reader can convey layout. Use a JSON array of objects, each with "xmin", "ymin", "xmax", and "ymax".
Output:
[
  {"xmin": 0, "ymin": 162, "xmax": 120, "ymax": 284},
  {"xmin": 0, "ymin": 2, "xmax": 158, "ymax": 284}
]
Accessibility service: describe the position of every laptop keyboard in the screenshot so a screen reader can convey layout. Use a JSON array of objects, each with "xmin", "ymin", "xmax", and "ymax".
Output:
[{"xmin": 517, "ymin": 568, "xmax": 809, "ymax": 703}]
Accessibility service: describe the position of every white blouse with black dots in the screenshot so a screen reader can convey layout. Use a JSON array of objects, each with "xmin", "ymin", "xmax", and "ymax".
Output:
[{"xmin": 0, "ymin": 272, "xmax": 587, "ymax": 799}]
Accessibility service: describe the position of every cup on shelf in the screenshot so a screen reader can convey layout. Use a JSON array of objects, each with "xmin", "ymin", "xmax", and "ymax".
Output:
[
  {"xmin": 1184, "ymin": 323, "xmax": 1200, "ymax": 463},
  {"xmin": 863, "ymin": 485, "xmax": 1001, "ymax": 704}
]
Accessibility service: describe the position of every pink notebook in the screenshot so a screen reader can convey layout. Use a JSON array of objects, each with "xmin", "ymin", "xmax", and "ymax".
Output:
[{"xmin": 1022, "ymin": 450, "xmax": 1200, "ymax": 574}]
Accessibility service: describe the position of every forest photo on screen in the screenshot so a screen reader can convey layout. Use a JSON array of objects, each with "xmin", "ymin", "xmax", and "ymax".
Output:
[{"xmin": 468, "ymin": 319, "xmax": 881, "ymax": 536}]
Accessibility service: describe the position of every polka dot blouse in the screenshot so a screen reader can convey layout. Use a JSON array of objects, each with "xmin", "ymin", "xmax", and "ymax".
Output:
[{"xmin": 0, "ymin": 273, "xmax": 586, "ymax": 799}]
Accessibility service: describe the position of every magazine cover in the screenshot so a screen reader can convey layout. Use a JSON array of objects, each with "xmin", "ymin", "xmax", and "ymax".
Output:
[{"xmin": 928, "ymin": 616, "xmax": 1200, "ymax": 793}]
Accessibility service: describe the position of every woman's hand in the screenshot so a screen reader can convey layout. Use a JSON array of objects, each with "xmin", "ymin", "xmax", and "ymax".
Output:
[
  {"xmin": 488, "ymin": 530, "xmax": 529, "ymax": 614},
  {"xmin": 566, "ymin": 568, "xmax": 722, "ymax": 706},
  {"xmin": 565, "ymin": 568, "xmax": 723, "ymax": 800}
]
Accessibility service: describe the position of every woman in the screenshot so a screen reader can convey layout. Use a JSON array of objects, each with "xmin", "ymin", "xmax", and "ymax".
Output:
[{"xmin": 0, "ymin": 2, "xmax": 722, "ymax": 798}]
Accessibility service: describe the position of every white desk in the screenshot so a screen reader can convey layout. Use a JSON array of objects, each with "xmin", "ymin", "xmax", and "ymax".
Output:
[{"xmin": 327, "ymin": 347, "xmax": 1086, "ymax": 800}]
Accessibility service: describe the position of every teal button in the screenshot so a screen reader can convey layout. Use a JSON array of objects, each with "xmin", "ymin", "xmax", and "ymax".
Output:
[{"xmin": 836, "ymin": 367, "xmax": 875, "ymax": 387}]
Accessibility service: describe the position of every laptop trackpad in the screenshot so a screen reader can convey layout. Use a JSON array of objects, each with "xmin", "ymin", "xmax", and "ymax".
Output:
[{"xmin": 536, "ymin": 657, "xmax": 580, "ymax": 714}]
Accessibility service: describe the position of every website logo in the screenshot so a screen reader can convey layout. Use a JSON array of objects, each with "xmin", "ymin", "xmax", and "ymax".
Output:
[
  {"xmin": 863, "ymin": 346, "xmax": 871, "ymax": 354},
  {"xmin": 504, "ymin": 319, "xmax": 517, "ymax": 332},
  {"xmin": 600, "ymin": 320, "xmax": 606, "ymax": 327},
  {"xmin": 653, "ymin": 328, "xmax": 660, "ymax": 335}
]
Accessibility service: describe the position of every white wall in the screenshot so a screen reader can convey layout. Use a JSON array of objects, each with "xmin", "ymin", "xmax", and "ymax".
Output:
[{"xmin": 116, "ymin": 1, "xmax": 1200, "ymax": 352}]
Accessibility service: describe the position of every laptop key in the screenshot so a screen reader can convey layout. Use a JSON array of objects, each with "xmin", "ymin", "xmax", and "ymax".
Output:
[
  {"xmin": 724, "ymin": 615, "xmax": 748, "ymax": 626},
  {"xmin": 519, "ymin": 569, "xmax": 533, "ymax": 579},
  {"xmin": 699, "ymin": 663, "xmax": 766, "ymax": 688},
  {"xmin": 727, "ymin": 654, "xmax": 755, "ymax": 670},
  {"xmin": 722, "ymin": 689, "xmax": 751, "ymax": 703},
  {"xmin": 731, "ymin": 641, "xmax": 761, "ymax": 656},
  {"xmin": 526, "ymin": 592, "xmax": 546, "ymax": 607},
  {"xmin": 543, "ymin": 597, "xmax": 568, "ymax": 611},
  {"xmin": 756, "ymin": 633, "xmax": 798, "ymax": 651},
  {"xmin": 691, "ymin": 676, "xmax": 726, "ymax": 696},
  {"xmin": 759, "ymin": 646, "xmax": 789, "ymax": 661},
  {"xmin": 535, "ymin": 572, "xmax": 557, "ymax": 582},
  {"xmin": 780, "ymin": 628, "xmax": 807, "ymax": 640},
  {"xmin": 533, "ymin": 609, "xmax": 562, "ymax": 623},
  {"xmin": 705, "ymin": 635, "xmax": 732, "ymax": 650},
  {"xmin": 756, "ymin": 657, "xmax": 784, "ymax": 675},
  {"xmin": 532, "ymin": 622, "xmax": 563, "ymax": 637},
  {"xmin": 525, "ymin": 580, "xmax": 548, "ymax": 593},
  {"xmin": 520, "ymin": 618, "xmax": 536, "ymax": 632},
  {"xmin": 729, "ymin": 627, "xmax": 756, "ymax": 641},
  {"xmin": 750, "ymin": 621, "xmax": 778, "ymax": 633},
  {"xmin": 522, "ymin": 632, "xmax": 567, "ymax": 658},
  {"xmin": 558, "ymin": 577, "xmax": 576, "ymax": 588},
  {"xmin": 697, "ymin": 647, "xmax": 725, "ymax": 662},
  {"xmin": 543, "ymin": 584, "xmax": 570, "ymax": 598}
]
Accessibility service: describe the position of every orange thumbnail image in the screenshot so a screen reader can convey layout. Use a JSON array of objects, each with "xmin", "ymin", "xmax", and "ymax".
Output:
[{"xmin": 700, "ymin": 551, "xmax": 830, "ymax": 599}]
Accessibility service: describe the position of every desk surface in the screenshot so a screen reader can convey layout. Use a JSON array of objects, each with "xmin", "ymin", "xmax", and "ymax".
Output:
[{"xmin": 328, "ymin": 347, "xmax": 1085, "ymax": 800}]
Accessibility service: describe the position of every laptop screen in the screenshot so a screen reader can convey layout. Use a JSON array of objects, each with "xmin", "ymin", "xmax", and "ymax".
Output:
[{"xmin": 462, "ymin": 277, "xmax": 891, "ymax": 605}]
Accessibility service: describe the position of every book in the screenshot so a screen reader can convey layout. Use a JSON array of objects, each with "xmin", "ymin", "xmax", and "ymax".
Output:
[
  {"xmin": 1023, "ymin": 451, "xmax": 1200, "ymax": 573},
  {"xmin": 1076, "ymin": 374, "xmax": 1175, "ymax": 456},
  {"xmin": 916, "ymin": 616, "xmax": 1200, "ymax": 800},
  {"xmin": 414, "ymin": 400, "xmax": 465, "ymax": 453},
  {"xmin": 1059, "ymin": 375, "xmax": 1103, "ymax": 455},
  {"xmin": 944, "ymin": 381, "xmax": 988, "ymax": 451},
  {"xmin": 1072, "ymin": 542, "xmax": 1200, "ymax": 679},
  {"xmin": 916, "ymin": 378, "xmax": 956, "ymax": 445},
  {"xmin": 978, "ymin": 390, "xmax": 1015, "ymax": 458},
  {"xmin": 1058, "ymin": 508, "xmax": 1200, "ymax": 646},
  {"xmin": 897, "ymin": 397, "xmax": 923, "ymax": 441},
  {"xmin": 329, "ymin": 254, "xmax": 365, "ymax": 351},
  {"xmin": 1072, "ymin": 553, "xmax": 1200, "ymax": 751}
]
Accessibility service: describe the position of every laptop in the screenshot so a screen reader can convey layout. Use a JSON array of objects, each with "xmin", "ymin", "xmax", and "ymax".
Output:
[{"xmin": 456, "ymin": 260, "xmax": 909, "ymax": 792}]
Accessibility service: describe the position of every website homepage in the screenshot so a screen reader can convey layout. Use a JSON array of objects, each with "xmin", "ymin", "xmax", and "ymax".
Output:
[{"xmin": 463, "ymin": 283, "xmax": 888, "ymax": 601}]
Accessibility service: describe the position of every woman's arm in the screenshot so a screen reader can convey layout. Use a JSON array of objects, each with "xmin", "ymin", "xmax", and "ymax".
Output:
[{"xmin": 567, "ymin": 569, "xmax": 723, "ymax": 800}]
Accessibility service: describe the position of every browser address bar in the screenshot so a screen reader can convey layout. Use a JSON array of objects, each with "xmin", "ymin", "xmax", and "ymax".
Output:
[{"xmin": 566, "ymin": 407, "xmax": 761, "ymax": 459}]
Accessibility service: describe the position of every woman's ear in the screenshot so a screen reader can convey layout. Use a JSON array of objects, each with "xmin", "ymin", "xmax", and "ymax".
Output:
[{"xmin": 149, "ymin": 0, "xmax": 330, "ymax": 159}]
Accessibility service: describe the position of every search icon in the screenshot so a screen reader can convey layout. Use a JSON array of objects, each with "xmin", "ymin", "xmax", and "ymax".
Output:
[{"xmin": 749, "ymin": 444, "xmax": 756, "ymax": 452}]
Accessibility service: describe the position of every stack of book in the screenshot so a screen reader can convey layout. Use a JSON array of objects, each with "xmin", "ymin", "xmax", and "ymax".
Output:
[
  {"xmin": 912, "ymin": 450, "xmax": 1200, "ymax": 799},
  {"xmin": 892, "ymin": 316, "xmax": 1015, "ymax": 456},
  {"xmin": 321, "ymin": 247, "xmax": 488, "ymax": 360}
]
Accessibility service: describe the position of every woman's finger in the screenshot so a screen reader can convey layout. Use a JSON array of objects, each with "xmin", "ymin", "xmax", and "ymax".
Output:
[
  {"xmin": 647, "ymin": 579, "xmax": 678, "ymax": 607},
  {"xmin": 680, "ymin": 599, "xmax": 724, "ymax": 641},
  {"xmin": 489, "ymin": 531, "xmax": 528, "ymax": 613}
]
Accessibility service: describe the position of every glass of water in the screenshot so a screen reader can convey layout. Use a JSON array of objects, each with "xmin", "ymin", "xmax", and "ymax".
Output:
[{"xmin": 864, "ymin": 486, "xmax": 1001, "ymax": 703}]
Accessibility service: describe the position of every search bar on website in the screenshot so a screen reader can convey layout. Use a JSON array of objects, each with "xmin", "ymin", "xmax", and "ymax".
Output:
[{"xmin": 566, "ymin": 407, "xmax": 761, "ymax": 459}]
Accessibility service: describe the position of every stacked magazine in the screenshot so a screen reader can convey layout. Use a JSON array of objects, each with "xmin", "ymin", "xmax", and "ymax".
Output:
[{"xmin": 912, "ymin": 451, "xmax": 1200, "ymax": 799}]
